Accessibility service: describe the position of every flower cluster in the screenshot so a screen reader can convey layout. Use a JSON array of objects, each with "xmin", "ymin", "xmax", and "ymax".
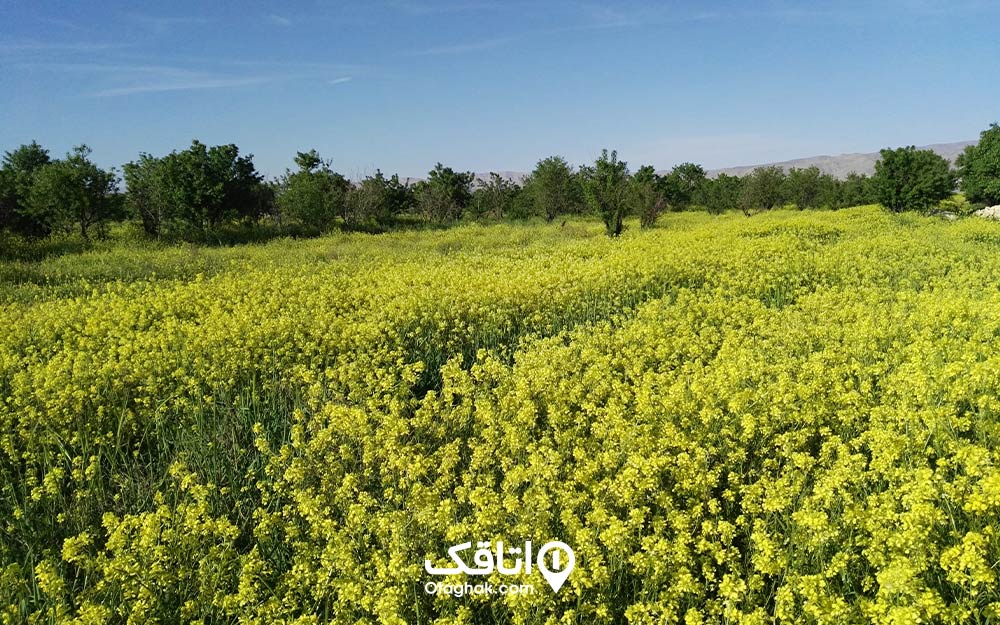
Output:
[{"xmin": 5, "ymin": 208, "xmax": 1000, "ymax": 623}]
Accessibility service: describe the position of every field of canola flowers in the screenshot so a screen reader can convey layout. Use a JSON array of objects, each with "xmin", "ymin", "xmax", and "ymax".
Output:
[{"xmin": 6, "ymin": 207, "xmax": 1000, "ymax": 624}]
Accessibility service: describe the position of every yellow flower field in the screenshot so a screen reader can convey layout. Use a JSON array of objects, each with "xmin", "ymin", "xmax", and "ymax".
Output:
[{"xmin": 5, "ymin": 207, "xmax": 1000, "ymax": 623}]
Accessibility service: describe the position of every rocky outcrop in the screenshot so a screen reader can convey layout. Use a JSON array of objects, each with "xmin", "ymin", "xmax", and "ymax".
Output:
[{"xmin": 974, "ymin": 205, "xmax": 1000, "ymax": 220}]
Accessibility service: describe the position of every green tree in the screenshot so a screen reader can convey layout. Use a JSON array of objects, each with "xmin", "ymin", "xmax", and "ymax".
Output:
[
  {"xmin": 739, "ymin": 166, "xmax": 786, "ymax": 216},
  {"xmin": 505, "ymin": 172, "xmax": 540, "ymax": 219},
  {"xmin": 123, "ymin": 140, "xmax": 266, "ymax": 236},
  {"xmin": 123, "ymin": 153, "xmax": 169, "ymax": 236},
  {"xmin": 471, "ymin": 173, "xmax": 520, "ymax": 221},
  {"xmin": 27, "ymin": 145, "xmax": 119, "ymax": 241},
  {"xmin": 581, "ymin": 149, "xmax": 630, "ymax": 236},
  {"xmin": 276, "ymin": 150, "xmax": 350, "ymax": 231},
  {"xmin": 836, "ymin": 172, "xmax": 875, "ymax": 208},
  {"xmin": 630, "ymin": 165, "xmax": 667, "ymax": 228},
  {"xmin": 414, "ymin": 181, "xmax": 451, "ymax": 223},
  {"xmin": 347, "ymin": 170, "xmax": 414, "ymax": 227},
  {"xmin": 957, "ymin": 123, "xmax": 1000, "ymax": 206},
  {"xmin": 417, "ymin": 164, "xmax": 474, "ymax": 223},
  {"xmin": 212, "ymin": 143, "xmax": 266, "ymax": 225},
  {"xmin": 0, "ymin": 141, "xmax": 52, "ymax": 236},
  {"xmin": 697, "ymin": 173, "xmax": 743, "ymax": 215},
  {"xmin": 872, "ymin": 146, "xmax": 956, "ymax": 212},
  {"xmin": 662, "ymin": 162, "xmax": 706, "ymax": 211},
  {"xmin": 783, "ymin": 166, "xmax": 838, "ymax": 209},
  {"xmin": 528, "ymin": 156, "xmax": 578, "ymax": 221}
]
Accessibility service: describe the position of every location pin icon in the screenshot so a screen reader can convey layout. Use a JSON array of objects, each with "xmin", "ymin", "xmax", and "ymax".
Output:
[{"xmin": 537, "ymin": 541, "xmax": 575, "ymax": 593}]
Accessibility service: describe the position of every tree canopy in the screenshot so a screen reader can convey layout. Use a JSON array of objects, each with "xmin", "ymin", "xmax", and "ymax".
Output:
[
  {"xmin": 581, "ymin": 149, "xmax": 630, "ymax": 236},
  {"xmin": 872, "ymin": 146, "xmax": 955, "ymax": 213},
  {"xmin": 957, "ymin": 123, "xmax": 1000, "ymax": 207}
]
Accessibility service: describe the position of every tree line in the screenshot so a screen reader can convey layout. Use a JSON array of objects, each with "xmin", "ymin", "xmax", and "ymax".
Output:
[{"xmin": 1, "ymin": 124, "xmax": 998, "ymax": 240}]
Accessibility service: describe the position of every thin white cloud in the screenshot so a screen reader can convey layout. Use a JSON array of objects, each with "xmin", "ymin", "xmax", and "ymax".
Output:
[
  {"xmin": 265, "ymin": 14, "xmax": 293, "ymax": 26},
  {"xmin": 402, "ymin": 4, "xmax": 724, "ymax": 57},
  {"xmin": 24, "ymin": 62, "xmax": 271, "ymax": 97},
  {"xmin": 385, "ymin": 0, "xmax": 504, "ymax": 15},
  {"xmin": 408, "ymin": 36, "xmax": 515, "ymax": 56},
  {"xmin": 16, "ymin": 62, "xmax": 198, "ymax": 74},
  {"xmin": 92, "ymin": 76, "xmax": 272, "ymax": 97},
  {"xmin": 12, "ymin": 58, "xmax": 371, "ymax": 96},
  {"xmin": 577, "ymin": 5, "xmax": 643, "ymax": 29},
  {"xmin": 890, "ymin": 0, "xmax": 993, "ymax": 13},
  {"xmin": 0, "ymin": 41, "xmax": 123, "ymax": 54},
  {"xmin": 125, "ymin": 14, "xmax": 212, "ymax": 34}
]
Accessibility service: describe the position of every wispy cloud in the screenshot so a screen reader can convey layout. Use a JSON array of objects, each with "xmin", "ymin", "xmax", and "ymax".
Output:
[
  {"xmin": 0, "ymin": 41, "xmax": 123, "ymax": 54},
  {"xmin": 196, "ymin": 59, "xmax": 371, "ymax": 74},
  {"xmin": 575, "ymin": 5, "xmax": 644, "ymax": 29},
  {"xmin": 402, "ymin": 3, "xmax": 728, "ymax": 56},
  {"xmin": 265, "ymin": 13, "xmax": 293, "ymax": 26},
  {"xmin": 88, "ymin": 64, "xmax": 271, "ymax": 97},
  {"xmin": 385, "ymin": 0, "xmax": 504, "ymax": 15},
  {"xmin": 17, "ymin": 61, "xmax": 269, "ymax": 96},
  {"xmin": 125, "ymin": 14, "xmax": 212, "ymax": 34},
  {"xmin": 14, "ymin": 59, "xmax": 368, "ymax": 97},
  {"xmin": 29, "ymin": 16, "xmax": 84, "ymax": 31},
  {"xmin": 408, "ymin": 35, "xmax": 515, "ymax": 56},
  {"xmin": 93, "ymin": 76, "xmax": 272, "ymax": 97}
]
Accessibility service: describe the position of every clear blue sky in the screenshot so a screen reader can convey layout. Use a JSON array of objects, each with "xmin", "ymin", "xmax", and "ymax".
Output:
[{"xmin": 1, "ymin": 0, "xmax": 998, "ymax": 179}]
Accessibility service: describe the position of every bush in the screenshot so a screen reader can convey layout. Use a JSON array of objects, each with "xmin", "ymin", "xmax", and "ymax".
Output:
[
  {"xmin": 872, "ymin": 146, "xmax": 956, "ymax": 213},
  {"xmin": 630, "ymin": 165, "xmax": 668, "ymax": 228},
  {"xmin": 27, "ymin": 145, "xmax": 120, "ymax": 241},
  {"xmin": 836, "ymin": 172, "xmax": 875, "ymax": 208},
  {"xmin": 0, "ymin": 141, "xmax": 52, "ymax": 237},
  {"xmin": 739, "ymin": 166, "xmax": 786, "ymax": 216},
  {"xmin": 783, "ymin": 166, "xmax": 838, "ymax": 209},
  {"xmin": 276, "ymin": 150, "xmax": 350, "ymax": 231},
  {"xmin": 527, "ymin": 156, "xmax": 579, "ymax": 221},
  {"xmin": 123, "ymin": 140, "xmax": 266, "ymax": 237},
  {"xmin": 936, "ymin": 193, "xmax": 976, "ymax": 216},
  {"xmin": 662, "ymin": 162, "xmax": 707, "ymax": 212},
  {"xmin": 957, "ymin": 123, "xmax": 1000, "ymax": 207},
  {"xmin": 697, "ymin": 173, "xmax": 743, "ymax": 215},
  {"xmin": 415, "ymin": 164, "xmax": 474, "ymax": 223},
  {"xmin": 347, "ymin": 170, "xmax": 415, "ymax": 227},
  {"xmin": 471, "ymin": 173, "xmax": 520, "ymax": 221},
  {"xmin": 581, "ymin": 149, "xmax": 630, "ymax": 236}
]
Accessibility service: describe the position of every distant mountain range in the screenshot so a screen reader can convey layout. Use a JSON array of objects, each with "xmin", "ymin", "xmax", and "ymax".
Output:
[
  {"xmin": 445, "ymin": 140, "xmax": 974, "ymax": 185},
  {"xmin": 701, "ymin": 140, "xmax": 974, "ymax": 179}
]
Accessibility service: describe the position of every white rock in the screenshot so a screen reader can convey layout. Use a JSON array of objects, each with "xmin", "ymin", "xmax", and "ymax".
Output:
[{"xmin": 974, "ymin": 205, "xmax": 1000, "ymax": 220}]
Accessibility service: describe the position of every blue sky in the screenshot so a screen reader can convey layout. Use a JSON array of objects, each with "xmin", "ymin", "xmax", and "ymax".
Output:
[{"xmin": 1, "ymin": 0, "xmax": 998, "ymax": 179}]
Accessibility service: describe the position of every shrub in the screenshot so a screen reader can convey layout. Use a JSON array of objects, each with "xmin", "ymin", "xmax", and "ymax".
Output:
[
  {"xmin": 123, "ymin": 140, "xmax": 266, "ymax": 236},
  {"xmin": 630, "ymin": 165, "xmax": 668, "ymax": 228},
  {"xmin": 957, "ymin": 123, "xmax": 1000, "ymax": 207},
  {"xmin": 872, "ymin": 146, "xmax": 956, "ymax": 212},
  {"xmin": 0, "ymin": 141, "xmax": 52, "ymax": 237},
  {"xmin": 347, "ymin": 170, "xmax": 415, "ymax": 227},
  {"xmin": 276, "ymin": 150, "xmax": 350, "ymax": 231},
  {"xmin": 27, "ymin": 145, "xmax": 119, "ymax": 241},
  {"xmin": 471, "ymin": 173, "xmax": 520, "ymax": 221},
  {"xmin": 581, "ymin": 149, "xmax": 630, "ymax": 236},
  {"xmin": 739, "ymin": 165, "xmax": 786, "ymax": 215},
  {"xmin": 528, "ymin": 156, "xmax": 579, "ymax": 221}
]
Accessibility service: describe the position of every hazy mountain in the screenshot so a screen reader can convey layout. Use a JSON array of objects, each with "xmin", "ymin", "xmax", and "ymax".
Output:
[
  {"xmin": 405, "ymin": 140, "xmax": 974, "ymax": 185},
  {"xmin": 403, "ymin": 171, "xmax": 529, "ymax": 186},
  {"xmin": 701, "ymin": 141, "xmax": 974, "ymax": 179}
]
